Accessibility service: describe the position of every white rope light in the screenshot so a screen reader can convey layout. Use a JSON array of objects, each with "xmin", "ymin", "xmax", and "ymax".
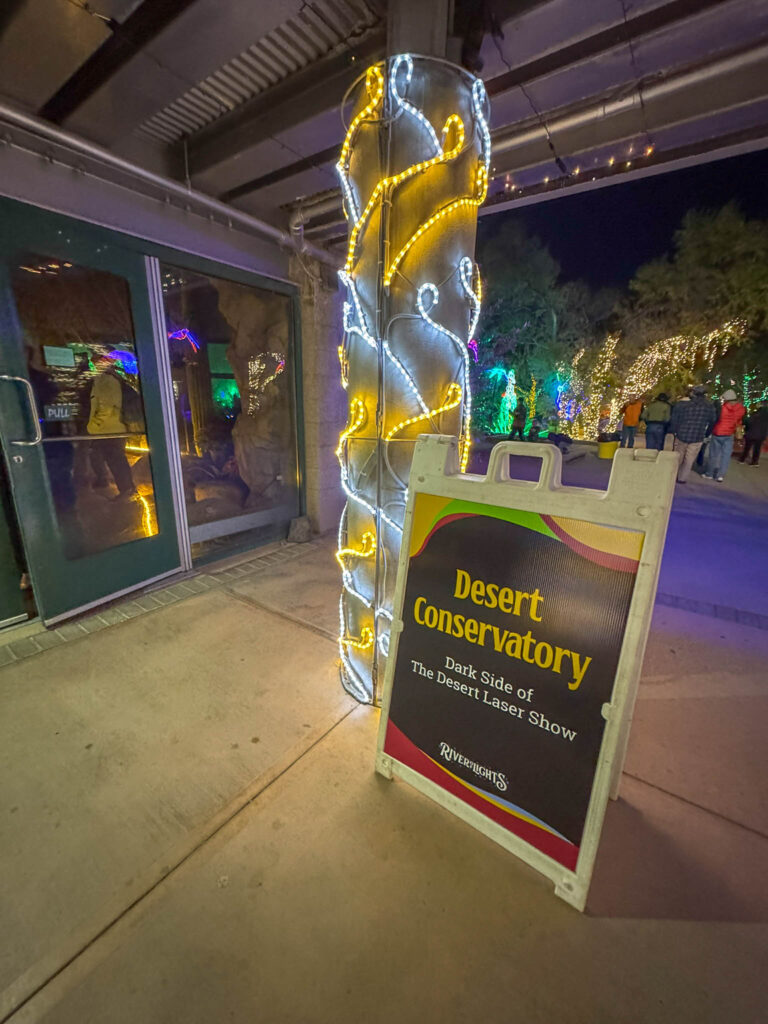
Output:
[{"xmin": 335, "ymin": 55, "xmax": 489, "ymax": 703}]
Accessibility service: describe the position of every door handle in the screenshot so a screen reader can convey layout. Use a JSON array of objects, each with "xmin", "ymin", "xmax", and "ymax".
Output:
[{"xmin": 0, "ymin": 375, "xmax": 43, "ymax": 446}]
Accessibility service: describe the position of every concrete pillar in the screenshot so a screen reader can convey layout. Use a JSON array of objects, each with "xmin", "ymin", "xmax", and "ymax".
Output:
[
  {"xmin": 289, "ymin": 254, "xmax": 347, "ymax": 536},
  {"xmin": 336, "ymin": 55, "xmax": 490, "ymax": 703},
  {"xmin": 387, "ymin": 0, "xmax": 452, "ymax": 57}
]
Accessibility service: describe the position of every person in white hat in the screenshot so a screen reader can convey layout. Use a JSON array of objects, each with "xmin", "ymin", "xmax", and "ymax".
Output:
[{"xmin": 705, "ymin": 389, "xmax": 746, "ymax": 482}]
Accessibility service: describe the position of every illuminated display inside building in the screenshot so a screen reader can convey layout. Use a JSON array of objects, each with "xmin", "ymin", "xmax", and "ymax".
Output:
[{"xmin": 336, "ymin": 54, "xmax": 490, "ymax": 703}]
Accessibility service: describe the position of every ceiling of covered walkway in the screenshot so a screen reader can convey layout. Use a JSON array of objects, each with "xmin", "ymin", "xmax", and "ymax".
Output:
[{"xmin": 1, "ymin": 0, "xmax": 767, "ymax": 253}]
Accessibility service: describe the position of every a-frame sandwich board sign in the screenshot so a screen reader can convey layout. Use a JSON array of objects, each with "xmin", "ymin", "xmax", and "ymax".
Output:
[{"xmin": 376, "ymin": 435, "xmax": 676, "ymax": 910}]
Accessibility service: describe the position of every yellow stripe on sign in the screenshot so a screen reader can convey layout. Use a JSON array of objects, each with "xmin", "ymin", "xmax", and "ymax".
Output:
[
  {"xmin": 426, "ymin": 755, "xmax": 560, "ymax": 837},
  {"xmin": 409, "ymin": 493, "xmax": 453, "ymax": 557},
  {"xmin": 550, "ymin": 517, "xmax": 644, "ymax": 561}
]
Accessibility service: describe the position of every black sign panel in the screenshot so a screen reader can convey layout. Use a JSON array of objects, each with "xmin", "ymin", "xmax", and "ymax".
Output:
[{"xmin": 383, "ymin": 493, "xmax": 642, "ymax": 869}]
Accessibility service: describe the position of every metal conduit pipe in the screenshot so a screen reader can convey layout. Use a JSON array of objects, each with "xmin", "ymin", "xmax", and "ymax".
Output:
[
  {"xmin": 288, "ymin": 194, "xmax": 345, "ymax": 243},
  {"xmin": 0, "ymin": 100, "xmax": 339, "ymax": 267},
  {"xmin": 305, "ymin": 218, "xmax": 347, "ymax": 237},
  {"xmin": 493, "ymin": 40, "xmax": 768, "ymax": 156}
]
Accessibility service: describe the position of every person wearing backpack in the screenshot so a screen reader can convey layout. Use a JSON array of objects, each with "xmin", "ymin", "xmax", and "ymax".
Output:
[{"xmin": 87, "ymin": 355, "xmax": 136, "ymax": 499}]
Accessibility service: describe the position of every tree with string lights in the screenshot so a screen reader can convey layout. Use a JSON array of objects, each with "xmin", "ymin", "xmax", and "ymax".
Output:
[{"xmin": 472, "ymin": 221, "xmax": 615, "ymax": 434}]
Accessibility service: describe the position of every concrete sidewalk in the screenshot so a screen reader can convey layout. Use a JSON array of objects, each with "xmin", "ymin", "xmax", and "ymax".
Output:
[{"xmin": 1, "ymin": 457, "xmax": 766, "ymax": 1023}]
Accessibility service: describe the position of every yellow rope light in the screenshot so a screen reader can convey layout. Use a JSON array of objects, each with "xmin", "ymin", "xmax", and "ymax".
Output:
[
  {"xmin": 343, "ymin": 115, "xmax": 465, "ymax": 274},
  {"xmin": 341, "ymin": 625, "xmax": 375, "ymax": 650},
  {"xmin": 338, "ymin": 344, "xmax": 349, "ymax": 390},
  {"xmin": 335, "ymin": 530, "xmax": 376, "ymax": 570},
  {"xmin": 335, "ymin": 58, "xmax": 489, "ymax": 702},
  {"xmin": 385, "ymin": 382, "xmax": 462, "ymax": 442},
  {"xmin": 384, "ymin": 165, "xmax": 487, "ymax": 287},
  {"xmin": 337, "ymin": 66, "xmax": 385, "ymax": 213},
  {"xmin": 135, "ymin": 493, "xmax": 155, "ymax": 538},
  {"xmin": 336, "ymin": 398, "xmax": 367, "ymax": 459}
]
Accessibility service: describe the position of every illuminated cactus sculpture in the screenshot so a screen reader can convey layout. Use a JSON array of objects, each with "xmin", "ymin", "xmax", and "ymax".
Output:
[{"xmin": 335, "ymin": 55, "xmax": 490, "ymax": 703}]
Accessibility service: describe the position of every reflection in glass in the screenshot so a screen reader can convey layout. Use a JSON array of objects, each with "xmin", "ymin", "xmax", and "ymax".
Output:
[
  {"xmin": 159, "ymin": 264, "xmax": 299, "ymax": 553},
  {"xmin": 11, "ymin": 255, "xmax": 158, "ymax": 559}
]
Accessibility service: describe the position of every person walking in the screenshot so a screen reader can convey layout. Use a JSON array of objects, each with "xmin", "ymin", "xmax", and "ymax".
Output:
[
  {"xmin": 669, "ymin": 385, "xmax": 716, "ymax": 483},
  {"xmin": 739, "ymin": 401, "xmax": 768, "ymax": 466},
  {"xmin": 641, "ymin": 392, "xmax": 671, "ymax": 451},
  {"xmin": 619, "ymin": 395, "xmax": 644, "ymax": 448},
  {"xmin": 509, "ymin": 401, "xmax": 527, "ymax": 440},
  {"xmin": 704, "ymin": 389, "xmax": 745, "ymax": 481}
]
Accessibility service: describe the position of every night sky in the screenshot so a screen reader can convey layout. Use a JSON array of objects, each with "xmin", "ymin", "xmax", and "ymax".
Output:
[{"xmin": 477, "ymin": 148, "xmax": 768, "ymax": 291}]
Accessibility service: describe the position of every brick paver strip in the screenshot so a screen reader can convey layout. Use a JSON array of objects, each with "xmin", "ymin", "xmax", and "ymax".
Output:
[{"xmin": 655, "ymin": 592, "xmax": 768, "ymax": 631}]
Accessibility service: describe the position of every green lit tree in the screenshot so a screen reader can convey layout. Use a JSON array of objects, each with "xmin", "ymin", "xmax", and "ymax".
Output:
[{"xmin": 472, "ymin": 220, "xmax": 613, "ymax": 433}]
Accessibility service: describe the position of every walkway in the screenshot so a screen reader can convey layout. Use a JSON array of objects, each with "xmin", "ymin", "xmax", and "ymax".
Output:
[{"xmin": 0, "ymin": 450, "xmax": 766, "ymax": 1023}]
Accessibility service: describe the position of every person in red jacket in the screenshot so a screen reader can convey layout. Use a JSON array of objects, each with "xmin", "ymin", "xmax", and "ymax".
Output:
[{"xmin": 704, "ymin": 389, "xmax": 746, "ymax": 481}]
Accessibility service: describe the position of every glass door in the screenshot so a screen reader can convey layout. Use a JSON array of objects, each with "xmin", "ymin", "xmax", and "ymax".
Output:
[
  {"xmin": 0, "ymin": 205, "xmax": 181, "ymax": 622},
  {"xmin": 157, "ymin": 262, "xmax": 301, "ymax": 562}
]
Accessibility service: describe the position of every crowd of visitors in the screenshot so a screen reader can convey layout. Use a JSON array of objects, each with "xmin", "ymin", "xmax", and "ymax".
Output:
[
  {"xmin": 616, "ymin": 387, "xmax": 767, "ymax": 483},
  {"xmin": 504, "ymin": 386, "xmax": 766, "ymax": 486}
]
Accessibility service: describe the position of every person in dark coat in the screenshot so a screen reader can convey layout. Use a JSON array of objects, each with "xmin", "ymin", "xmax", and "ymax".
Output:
[
  {"xmin": 509, "ymin": 401, "xmax": 527, "ymax": 440},
  {"xmin": 740, "ymin": 401, "xmax": 768, "ymax": 466},
  {"xmin": 669, "ymin": 385, "xmax": 716, "ymax": 483}
]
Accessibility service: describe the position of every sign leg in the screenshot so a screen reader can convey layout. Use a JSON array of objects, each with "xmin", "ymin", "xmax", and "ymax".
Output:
[
  {"xmin": 609, "ymin": 709, "xmax": 635, "ymax": 800},
  {"xmin": 555, "ymin": 878, "xmax": 588, "ymax": 912},
  {"xmin": 375, "ymin": 752, "xmax": 394, "ymax": 780}
]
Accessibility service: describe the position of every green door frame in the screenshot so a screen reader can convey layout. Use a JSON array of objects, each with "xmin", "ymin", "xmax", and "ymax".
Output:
[
  {"xmin": 0, "ymin": 203, "xmax": 181, "ymax": 621},
  {"xmin": 0, "ymin": 455, "xmax": 27, "ymax": 627},
  {"xmin": 0, "ymin": 195, "xmax": 306, "ymax": 621}
]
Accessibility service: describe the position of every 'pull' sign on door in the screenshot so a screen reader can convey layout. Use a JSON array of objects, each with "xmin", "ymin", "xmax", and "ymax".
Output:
[{"xmin": 376, "ymin": 436, "xmax": 676, "ymax": 911}]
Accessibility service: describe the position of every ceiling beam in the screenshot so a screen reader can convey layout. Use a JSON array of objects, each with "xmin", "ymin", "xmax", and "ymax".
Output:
[
  {"xmin": 220, "ymin": 144, "xmax": 339, "ymax": 203},
  {"xmin": 485, "ymin": 0, "xmax": 730, "ymax": 97},
  {"xmin": 39, "ymin": 0, "xmax": 200, "ymax": 125},
  {"xmin": 217, "ymin": 0, "xmax": 732, "ymax": 202},
  {"xmin": 488, "ymin": 38, "xmax": 768, "ymax": 175},
  {"xmin": 187, "ymin": 29, "xmax": 386, "ymax": 177}
]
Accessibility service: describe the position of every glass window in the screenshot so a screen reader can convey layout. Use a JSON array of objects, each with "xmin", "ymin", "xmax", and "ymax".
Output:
[
  {"xmin": 11, "ymin": 254, "xmax": 158, "ymax": 559},
  {"xmin": 159, "ymin": 264, "xmax": 299, "ymax": 559}
]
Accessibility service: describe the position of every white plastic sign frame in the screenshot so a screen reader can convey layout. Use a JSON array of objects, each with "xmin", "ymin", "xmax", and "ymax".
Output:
[{"xmin": 376, "ymin": 436, "xmax": 677, "ymax": 911}]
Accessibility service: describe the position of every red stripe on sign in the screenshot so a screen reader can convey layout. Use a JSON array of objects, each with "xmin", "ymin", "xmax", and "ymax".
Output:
[
  {"xmin": 384, "ymin": 721, "xmax": 579, "ymax": 870},
  {"xmin": 412, "ymin": 513, "xmax": 474, "ymax": 558}
]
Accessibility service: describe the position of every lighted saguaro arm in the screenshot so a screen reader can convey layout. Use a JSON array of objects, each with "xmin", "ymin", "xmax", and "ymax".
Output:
[{"xmin": 336, "ymin": 55, "xmax": 490, "ymax": 703}]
